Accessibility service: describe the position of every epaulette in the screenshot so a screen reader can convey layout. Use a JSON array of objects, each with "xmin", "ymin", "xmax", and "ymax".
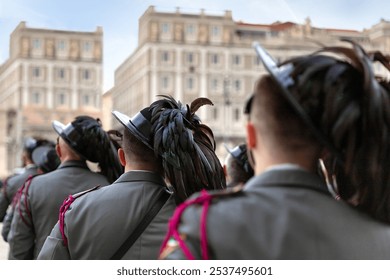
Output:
[
  {"xmin": 205, "ymin": 185, "xmax": 244, "ymax": 200},
  {"xmin": 159, "ymin": 186, "xmax": 244, "ymax": 260},
  {"xmin": 59, "ymin": 185, "xmax": 101, "ymax": 247},
  {"xmin": 15, "ymin": 174, "xmax": 40, "ymax": 228}
]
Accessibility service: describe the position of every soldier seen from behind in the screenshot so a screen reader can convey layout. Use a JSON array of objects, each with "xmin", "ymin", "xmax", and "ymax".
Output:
[
  {"xmin": 160, "ymin": 41, "xmax": 390, "ymax": 259},
  {"xmin": 0, "ymin": 137, "xmax": 51, "ymax": 222},
  {"xmin": 38, "ymin": 95, "xmax": 225, "ymax": 259},
  {"xmin": 1, "ymin": 143, "xmax": 60, "ymax": 242},
  {"xmin": 8, "ymin": 116, "xmax": 122, "ymax": 259}
]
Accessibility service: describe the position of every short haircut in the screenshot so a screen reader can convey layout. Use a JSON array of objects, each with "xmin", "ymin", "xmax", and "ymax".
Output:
[
  {"xmin": 122, "ymin": 128, "xmax": 162, "ymax": 168},
  {"xmin": 251, "ymin": 75, "xmax": 319, "ymax": 151}
]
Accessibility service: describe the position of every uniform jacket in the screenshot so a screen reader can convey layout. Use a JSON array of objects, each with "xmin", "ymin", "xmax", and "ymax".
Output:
[
  {"xmin": 38, "ymin": 170, "xmax": 176, "ymax": 260},
  {"xmin": 162, "ymin": 166, "xmax": 390, "ymax": 259},
  {"xmin": 0, "ymin": 165, "xmax": 38, "ymax": 221},
  {"xmin": 8, "ymin": 160, "xmax": 109, "ymax": 259}
]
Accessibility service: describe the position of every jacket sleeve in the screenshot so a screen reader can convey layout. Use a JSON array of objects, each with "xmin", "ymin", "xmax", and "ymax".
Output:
[
  {"xmin": 160, "ymin": 206, "xmax": 203, "ymax": 260},
  {"xmin": 0, "ymin": 188, "xmax": 10, "ymax": 222},
  {"xmin": 38, "ymin": 222, "xmax": 71, "ymax": 260},
  {"xmin": 8, "ymin": 191, "xmax": 35, "ymax": 259},
  {"xmin": 1, "ymin": 208, "xmax": 14, "ymax": 242}
]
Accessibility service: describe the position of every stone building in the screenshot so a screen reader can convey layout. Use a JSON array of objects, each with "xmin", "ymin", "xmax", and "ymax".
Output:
[
  {"xmin": 106, "ymin": 6, "xmax": 390, "ymax": 159},
  {"xmin": 0, "ymin": 22, "xmax": 103, "ymax": 177}
]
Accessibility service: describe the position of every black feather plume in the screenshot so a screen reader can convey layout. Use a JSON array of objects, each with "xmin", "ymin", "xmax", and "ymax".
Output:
[{"xmin": 149, "ymin": 95, "xmax": 226, "ymax": 203}]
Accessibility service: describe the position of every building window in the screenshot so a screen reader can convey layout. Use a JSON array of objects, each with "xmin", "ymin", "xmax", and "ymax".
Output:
[
  {"xmin": 211, "ymin": 26, "xmax": 220, "ymax": 37},
  {"xmin": 210, "ymin": 78, "xmax": 219, "ymax": 91},
  {"xmin": 186, "ymin": 52, "xmax": 194, "ymax": 64},
  {"xmin": 234, "ymin": 108, "xmax": 240, "ymax": 121},
  {"xmin": 233, "ymin": 79, "xmax": 241, "ymax": 92},
  {"xmin": 33, "ymin": 67, "xmax": 41, "ymax": 78},
  {"xmin": 162, "ymin": 76, "xmax": 170, "ymax": 90},
  {"xmin": 57, "ymin": 40, "xmax": 66, "ymax": 51},
  {"xmin": 211, "ymin": 54, "xmax": 219, "ymax": 65},
  {"xmin": 212, "ymin": 107, "xmax": 218, "ymax": 120},
  {"xmin": 186, "ymin": 24, "xmax": 195, "ymax": 35},
  {"xmin": 58, "ymin": 68, "xmax": 65, "ymax": 79},
  {"xmin": 162, "ymin": 51, "xmax": 170, "ymax": 63},
  {"xmin": 254, "ymin": 56, "xmax": 261, "ymax": 67},
  {"xmin": 32, "ymin": 39, "xmax": 41, "ymax": 49},
  {"xmin": 83, "ymin": 41, "xmax": 92, "ymax": 52},
  {"xmin": 162, "ymin": 23, "xmax": 170, "ymax": 34},
  {"xmin": 82, "ymin": 94, "xmax": 90, "ymax": 106},
  {"xmin": 57, "ymin": 92, "xmax": 66, "ymax": 105},
  {"xmin": 186, "ymin": 77, "xmax": 194, "ymax": 90},
  {"xmin": 32, "ymin": 92, "xmax": 41, "ymax": 104},
  {"xmin": 83, "ymin": 69, "xmax": 90, "ymax": 80},
  {"xmin": 232, "ymin": 55, "xmax": 241, "ymax": 66}
]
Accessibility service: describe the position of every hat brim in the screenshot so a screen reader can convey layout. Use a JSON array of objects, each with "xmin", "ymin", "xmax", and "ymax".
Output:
[
  {"xmin": 52, "ymin": 120, "xmax": 65, "ymax": 136},
  {"xmin": 112, "ymin": 110, "xmax": 153, "ymax": 150},
  {"xmin": 32, "ymin": 145, "xmax": 60, "ymax": 172},
  {"xmin": 252, "ymin": 41, "xmax": 343, "ymax": 160},
  {"xmin": 52, "ymin": 120, "xmax": 86, "ymax": 160}
]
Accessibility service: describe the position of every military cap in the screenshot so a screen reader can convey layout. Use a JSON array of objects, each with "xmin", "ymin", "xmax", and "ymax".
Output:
[
  {"xmin": 112, "ymin": 109, "xmax": 153, "ymax": 150},
  {"xmin": 32, "ymin": 145, "xmax": 60, "ymax": 173}
]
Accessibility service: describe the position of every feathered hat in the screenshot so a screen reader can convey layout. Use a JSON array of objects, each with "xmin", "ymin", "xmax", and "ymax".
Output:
[
  {"xmin": 251, "ymin": 40, "xmax": 390, "ymax": 222},
  {"xmin": 149, "ymin": 95, "xmax": 226, "ymax": 203},
  {"xmin": 53, "ymin": 116, "xmax": 122, "ymax": 183}
]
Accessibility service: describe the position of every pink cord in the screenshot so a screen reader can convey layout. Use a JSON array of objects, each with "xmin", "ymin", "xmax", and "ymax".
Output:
[
  {"xmin": 160, "ymin": 190, "xmax": 213, "ymax": 260},
  {"xmin": 59, "ymin": 195, "xmax": 75, "ymax": 247}
]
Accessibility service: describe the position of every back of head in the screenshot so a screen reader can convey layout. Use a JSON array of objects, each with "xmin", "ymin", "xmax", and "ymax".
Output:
[
  {"xmin": 251, "ymin": 41, "xmax": 390, "ymax": 223},
  {"xmin": 23, "ymin": 137, "xmax": 55, "ymax": 164},
  {"xmin": 150, "ymin": 95, "xmax": 226, "ymax": 203},
  {"xmin": 53, "ymin": 115, "xmax": 122, "ymax": 183},
  {"xmin": 225, "ymin": 144, "xmax": 254, "ymax": 187},
  {"xmin": 121, "ymin": 126, "xmax": 162, "ymax": 172},
  {"xmin": 32, "ymin": 144, "xmax": 60, "ymax": 173}
]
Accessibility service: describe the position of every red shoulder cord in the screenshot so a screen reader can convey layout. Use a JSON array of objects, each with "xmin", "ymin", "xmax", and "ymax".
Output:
[
  {"xmin": 14, "ymin": 175, "xmax": 34, "ymax": 228},
  {"xmin": 59, "ymin": 195, "xmax": 75, "ymax": 247},
  {"xmin": 160, "ymin": 189, "xmax": 213, "ymax": 260}
]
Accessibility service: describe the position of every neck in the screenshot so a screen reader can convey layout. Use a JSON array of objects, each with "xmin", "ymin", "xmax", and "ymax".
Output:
[
  {"xmin": 254, "ymin": 147, "xmax": 318, "ymax": 175},
  {"xmin": 124, "ymin": 161, "xmax": 161, "ymax": 175}
]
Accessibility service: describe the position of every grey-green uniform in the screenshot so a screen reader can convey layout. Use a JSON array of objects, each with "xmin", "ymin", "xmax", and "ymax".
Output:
[
  {"xmin": 38, "ymin": 171, "xmax": 175, "ymax": 259},
  {"xmin": 8, "ymin": 116, "xmax": 122, "ymax": 259},
  {"xmin": 161, "ymin": 167, "xmax": 390, "ymax": 260},
  {"xmin": 8, "ymin": 160, "xmax": 109, "ymax": 259},
  {"xmin": 0, "ymin": 165, "xmax": 38, "ymax": 222}
]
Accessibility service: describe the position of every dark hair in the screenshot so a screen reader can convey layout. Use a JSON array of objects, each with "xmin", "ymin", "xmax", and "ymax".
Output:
[
  {"xmin": 253, "ymin": 42, "xmax": 390, "ymax": 223},
  {"xmin": 23, "ymin": 137, "xmax": 55, "ymax": 162},
  {"xmin": 150, "ymin": 95, "xmax": 226, "ymax": 203},
  {"xmin": 121, "ymin": 127, "xmax": 162, "ymax": 171},
  {"xmin": 226, "ymin": 144, "xmax": 254, "ymax": 187}
]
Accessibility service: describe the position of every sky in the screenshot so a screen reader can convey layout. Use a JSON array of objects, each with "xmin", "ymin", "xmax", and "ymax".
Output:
[{"xmin": 1, "ymin": 0, "xmax": 390, "ymax": 91}]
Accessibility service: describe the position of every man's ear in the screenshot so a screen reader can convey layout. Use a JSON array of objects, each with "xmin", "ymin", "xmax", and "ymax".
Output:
[
  {"xmin": 246, "ymin": 122, "xmax": 257, "ymax": 149},
  {"xmin": 118, "ymin": 148, "xmax": 126, "ymax": 167},
  {"xmin": 223, "ymin": 164, "xmax": 227, "ymax": 178},
  {"xmin": 55, "ymin": 144, "xmax": 62, "ymax": 159}
]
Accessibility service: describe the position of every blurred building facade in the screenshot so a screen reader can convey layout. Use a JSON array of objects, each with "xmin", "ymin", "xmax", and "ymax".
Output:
[
  {"xmin": 106, "ymin": 6, "xmax": 390, "ymax": 159},
  {"xmin": 0, "ymin": 22, "xmax": 103, "ymax": 177}
]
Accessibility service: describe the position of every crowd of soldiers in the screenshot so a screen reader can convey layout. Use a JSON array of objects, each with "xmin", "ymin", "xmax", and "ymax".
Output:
[{"xmin": 1, "ymin": 41, "xmax": 390, "ymax": 259}]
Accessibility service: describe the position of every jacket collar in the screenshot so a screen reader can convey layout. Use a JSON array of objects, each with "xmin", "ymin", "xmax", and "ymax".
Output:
[
  {"xmin": 58, "ymin": 160, "xmax": 89, "ymax": 170},
  {"xmin": 113, "ymin": 170, "xmax": 166, "ymax": 187},
  {"xmin": 245, "ymin": 167, "xmax": 330, "ymax": 195}
]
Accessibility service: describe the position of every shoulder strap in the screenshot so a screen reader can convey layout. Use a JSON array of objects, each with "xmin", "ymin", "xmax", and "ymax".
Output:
[
  {"xmin": 159, "ymin": 187, "xmax": 243, "ymax": 260},
  {"xmin": 110, "ymin": 189, "xmax": 170, "ymax": 260},
  {"xmin": 59, "ymin": 185, "xmax": 101, "ymax": 247}
]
